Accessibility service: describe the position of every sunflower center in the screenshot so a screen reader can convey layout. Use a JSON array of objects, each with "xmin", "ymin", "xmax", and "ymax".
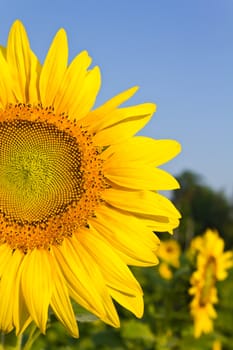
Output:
[
  {"xmin": 0, "ymin": 104, "xmax": 106, "ymax": 252},
  {"xmin": 200, "ymin": 258, "xmax": 216, "ymax": 306},
  {"xmin": 0, "ymin": 119, "xmax": 83, "ymax": 223}
]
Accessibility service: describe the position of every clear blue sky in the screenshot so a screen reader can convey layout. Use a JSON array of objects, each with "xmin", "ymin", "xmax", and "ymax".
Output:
[{"xmin": 0, "ymin": 0, "xmax": 232, "ymax": 196}]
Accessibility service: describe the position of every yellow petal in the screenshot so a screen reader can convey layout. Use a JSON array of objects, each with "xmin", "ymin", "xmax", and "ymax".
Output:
[
  {"xmin": 68, "ymin": 66, "xmax": 101, "ymax": 120},
  {"xmin": 40, "ymin": 28, "xmax": 68, "ymax": 107},
  {"xmin": 0, "ymin": 244, "xmax": 14, "ymax": 277},
  {"xmin": 110, "ymin": 288, "xmax": 144, "ymax": 318},
  {"xmin": 144, "ymin": 217, "xmax": 180, "ymax": 233},
  {"xmin": 77, "ymin": 228, "xmax": 144, "ymax": 316},
  {"xmin": 77, "ymin": 228, "xmax": 142, "ymax": 295},
  {"xmin": 90, "ymin": 205, "xmax": 160, "ymax": 266},
  {"xmin": 83, "ymin": 86, "xmax": 138, "ymax": 126},
  {"xmin": 77, "ymin": 229, "xmax": 143, "ymax": 317},
  {"xmin": 28, "ymin": 50, "xmax": 41, "ymax": 104},
  {"xmin": 7, "ymin": 20, "xmax": 30, "ymax": 102},
  {"xmin": 13, "ymin": 255, "xmax": 32, "ymax": 335},
  {"xmin": 54, "ymin": 50, "xmax": 92, "ymax": 115},
  {"xmin": 102, "ymin": 137, "xmax": 181, "ymax": 166},
  {"xmin": 102, "ymin": 189, "xmax": 181, "ymax": 219},
  {"xmin": 50, "ymin": 251, "xmax": 79, "ymax": 338},
  {"xmin": 104, "ymin": 165, "xmax": 179, "ymax": 190},
  {"xmin": 6, "ymin": 20, "xmax": 40, "ymax": 103},
  {"xmin": 0, "ymin": 50, "xmax": 15, "ymax": 106},
  {"xmin": 93, "ymin": 103, "xmax": 156, "ymax": 145},
  {"xmin": 0, "ymin": 250, "xmax": 23, "ymax": 333},
  {"xmin": 21, "ymin": 249, "xmax": 53, "ymax": 333},
  {"xmin": 53, "ymin": 239, "xmax": 120, "ymax": 328}
]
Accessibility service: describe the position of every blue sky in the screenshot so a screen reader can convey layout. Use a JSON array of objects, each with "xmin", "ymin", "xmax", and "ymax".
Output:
[{"xmin": 0, "ymin": 0, "xmax": 232, "ymax": 196}]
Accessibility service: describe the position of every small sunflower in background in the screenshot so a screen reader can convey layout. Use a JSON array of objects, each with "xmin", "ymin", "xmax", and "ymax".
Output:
[
  {"xmin": 189, "ymin": 229, "xmax": 233, "ymax": 338},
  {"xmin": 212, "ymin": 340, "xmax": 222, "ymax": 350},
  {"xmin": 157, "ymin": 239, "xmax": 181, "ymax": 280},
  {"xmin": 0, "ymin": 21, "xmax": 181, "ymax": 338}
]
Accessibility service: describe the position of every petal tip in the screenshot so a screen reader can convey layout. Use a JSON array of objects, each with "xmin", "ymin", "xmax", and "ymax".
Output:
[{"xmin": 12, "ymin": 19, "xmax": 24, "ymax": 29}]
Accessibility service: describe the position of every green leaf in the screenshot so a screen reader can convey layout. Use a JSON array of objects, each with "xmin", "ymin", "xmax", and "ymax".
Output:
[
  {"xmin": 121, "ymin": 320, "xmax": 155, "ymax": 343},
  {"xmin": 72, "ymin": 302, "xmax": 99, "ymax": 323}
]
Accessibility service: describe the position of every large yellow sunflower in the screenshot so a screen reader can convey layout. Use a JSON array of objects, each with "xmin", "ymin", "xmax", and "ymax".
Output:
[
  {"xmin": 0, "ymin": 20, "xmax": 181, "ymax": 337},
  {"xmin": 189, "ymin": 229, "xmax": 233, "ymax": 338}
]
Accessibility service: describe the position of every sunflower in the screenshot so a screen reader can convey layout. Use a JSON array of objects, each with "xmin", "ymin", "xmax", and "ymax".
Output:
[
  {"xmin": 189, "ymin": 229, "xmax": 233, "ymax": 338},
  {"xmin": 157, "ymin": 239, "xmax": 181, "ymax": 279},
  {"xmin": 212, "ymin": 340, "xmax": 222, "ymax": 350},
  {"xmin": 158, "ymin": 262, "xmax": 173, "ymax": 280},
  {"xmin": 0, "ymin": 20, "xmax": 181, "ymax": 338}
]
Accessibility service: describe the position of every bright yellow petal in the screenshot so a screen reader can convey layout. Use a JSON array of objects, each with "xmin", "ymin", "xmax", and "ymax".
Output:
[
  {"xmin": 53, "ymin": 239, "xmax": 120, "ymax": 328},
  {"xmin": 0, "ymin": 250, "xmax": 23, "ymax": 333},
  {"xmin": 90, "ymin": 205, "xmax": 160, "ymax": 266},
  {"xmin": 87, "ymin": 101, "xmax": 153, "ymax": 133},
  {"xmin": 0, "ymin": 50, "xmax": 15, "ymax": 106},
  {"xmin": 83, "ymin": 86, "xmax": 139, "ymax": 126},
  {"xmin": 13, "ymin": 256, "xmax": 32, "ymax": 335},
  {"xmin": 7, "ymin": 20, "xmax": 30, "ymax": 102},
  {"xmin": 145, "ymin": 216, "xmax": 180, "ymax": 233},
  {"xmin": 6, "ymin": 20, "xmax": 40, "ymax": 103},
  {"xmin": 28, "ymin": 50, "xmax": 41, "ymax": 104},
  {"xmin": 104, "ymin": 165, "xmax": 179, "ymax": 190},
  {"xmin": 68, "ymin": 66, "xmax": 101, "ymax": 120},
  {"xmin": 102, "ymin": 189, "xmax": 181, "ymax": 220},
  {"xmin": 0, "ymin": 244, "xmax": 14, "ymax": 277},
  {"xmin": 21, "ymin": 249, "xmax": 53, "ymax": 333},
  {"xmin": 54, "ymin": 50, "xmax": 92, "ymax": 115},
  {"xmin": 39, "ymin": 28, "xmax": 68, "ymax": 107},
  {"xmin": 110, "ymin": 288, "xmax": 144, "ymax": 318},
  {"xmin": 50, "ymin": 252, "xmax": 79, "ymax": 338},
  {"xmin": 77, "ymin": 228, "xmax": 144, "ymax": 317},
  {"xmin": 93, "ymin": 103, "xmax": 156, "ymax": 145},
  {"xmin": 77, "ymin": 228, "xmax": 142, "ymax": 294},
  {"xmin": 102, "ymin": 137, "xmax": 181, "ymax": 166}
]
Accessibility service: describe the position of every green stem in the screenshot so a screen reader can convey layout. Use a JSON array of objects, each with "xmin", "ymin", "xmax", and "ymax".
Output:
[
  {"xmin": 21, "ymin": 325, "xmax": 40, "ymax": 350},
  {"xmin": 0, "ymin": 332, "xmax": 4, "ymax": 350},
  {"xmin": 16, "ymin": 334, "xmax": 23, "ymax": 350},
  {"xmin": 0, "ymin": 332, "xmax": 23, "ymax": 350}
]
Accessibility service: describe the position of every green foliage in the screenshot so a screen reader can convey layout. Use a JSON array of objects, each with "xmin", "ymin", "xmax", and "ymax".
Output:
[{"xmin": 172, "ymin": 170, "xmax": 233, "ymax": 249}]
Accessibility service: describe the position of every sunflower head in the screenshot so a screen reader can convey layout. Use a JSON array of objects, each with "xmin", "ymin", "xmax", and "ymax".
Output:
[
  {"xmin": 0, "ymin": 103, "xmax": 107, "ymax": 252},
  {"xmin": 0, "ymin": 20, "xmax": 181, "ymax": 338},
  {"xmin": 157, "ymin": 239, "xmax": 181, "ymax": 268},
  {"xmin": 189, "ymin": 229, "xmax": 233, "ymax": 338}
]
